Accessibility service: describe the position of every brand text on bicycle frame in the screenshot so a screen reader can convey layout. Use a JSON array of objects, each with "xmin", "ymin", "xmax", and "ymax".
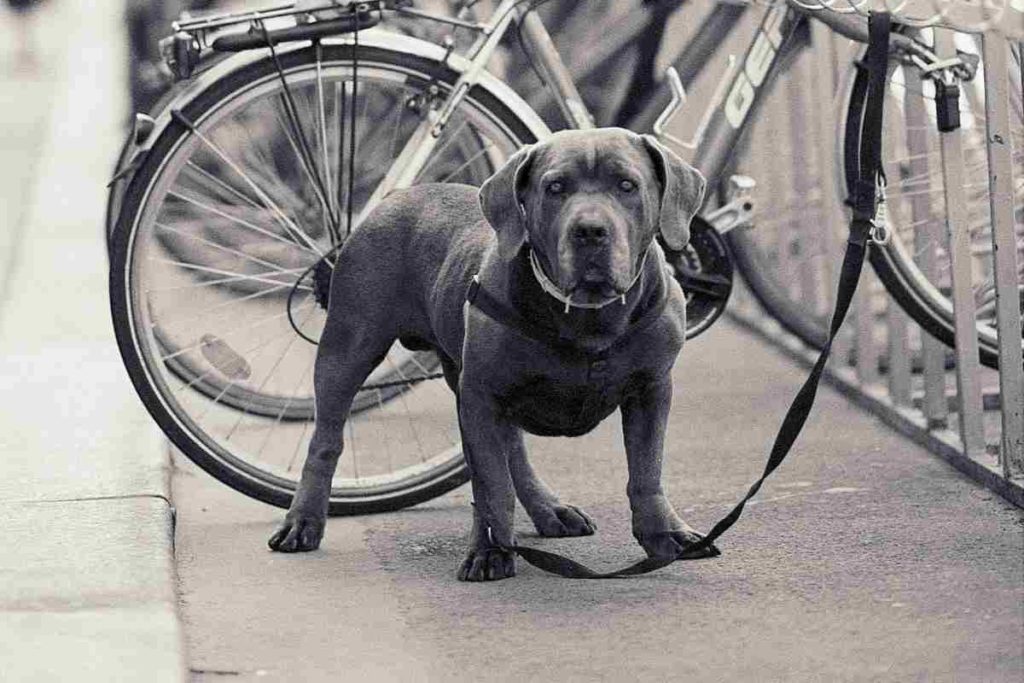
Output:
[{"xmin": 725, "ymin": 3, "xmax": 799, "ymax": 130}]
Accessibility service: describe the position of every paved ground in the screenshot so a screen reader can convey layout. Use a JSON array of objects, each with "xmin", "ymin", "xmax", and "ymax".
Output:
[
  {"xmin": 174, "ymin": 316, "xmax": 1024, "ymax": 682},
  {"xmin": 0, "ymin": 2, "xmax": 185, "ymax": 680}
]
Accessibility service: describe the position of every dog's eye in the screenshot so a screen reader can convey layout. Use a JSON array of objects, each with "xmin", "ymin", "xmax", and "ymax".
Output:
[
  {"xmin": 618, "ymin": 179, "xmax": 637, "ymax": 193},
  {"xmin": 546, "ymin": 180, "xmax": 565, "ymax": 195}
]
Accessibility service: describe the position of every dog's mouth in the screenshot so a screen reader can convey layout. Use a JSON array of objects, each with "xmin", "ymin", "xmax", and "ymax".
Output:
[{"xmin": 566, "ymin": 264, "xmax": 629, "ymax": 300}]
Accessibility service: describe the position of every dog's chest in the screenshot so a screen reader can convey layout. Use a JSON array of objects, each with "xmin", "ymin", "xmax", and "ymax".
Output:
[{"xmin": 497, "ymin": 357, "xmax": 635, "ymax": 437}]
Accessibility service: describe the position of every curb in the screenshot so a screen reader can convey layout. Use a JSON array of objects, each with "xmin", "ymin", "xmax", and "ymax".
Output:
[{"xmin": 0, "ymin": 1, "xmax": 187, "ymax": 680}]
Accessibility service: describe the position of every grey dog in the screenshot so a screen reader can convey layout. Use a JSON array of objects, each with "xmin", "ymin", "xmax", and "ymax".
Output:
[{"xmin": 268, "ymin": 127, "xmax": 718, "ymax": 581}]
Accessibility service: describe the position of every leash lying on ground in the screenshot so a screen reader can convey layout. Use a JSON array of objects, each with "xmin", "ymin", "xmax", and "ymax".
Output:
[{"xmin": 474, "ymin": 12, "xmax": 892, "ymax": 579}]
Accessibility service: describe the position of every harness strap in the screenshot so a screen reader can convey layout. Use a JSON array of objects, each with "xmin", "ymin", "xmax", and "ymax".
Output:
[
  {"xmin": 466, "ymin": 12, "xmax": 890, "ymax": 579},
  {"xmin": 465, "ymin": 265, "xmax": 669, "ymax": 358},
  {"xmin": 467, "ymin": 278, "xmax": 578, "ymax": 354}
]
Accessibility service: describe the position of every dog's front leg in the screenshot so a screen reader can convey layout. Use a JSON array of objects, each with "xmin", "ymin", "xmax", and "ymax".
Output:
[
  {"xmin": 621, "ymin": 379, "xmax": 719, "ymax": 560},
  {"xmin": 456, "ymin": 386, "xmax": 518, "ymax": 582}
]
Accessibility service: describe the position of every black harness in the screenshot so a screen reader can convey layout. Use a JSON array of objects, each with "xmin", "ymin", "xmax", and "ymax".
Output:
[
  {"xmin": 466, "ymin": 246, "xmax": 669, "ymax": 438},
  {"xmin": 465, "ymin": 260, "xmax": 669, "ymax": 359}
]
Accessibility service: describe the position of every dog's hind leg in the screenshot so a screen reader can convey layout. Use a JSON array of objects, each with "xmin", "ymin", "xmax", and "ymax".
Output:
[
  {"xmin": 508, "ymin": 438, "xmax": 597, "ymax": 538},
  {"xmin": 268, "ymin": 296, "xmax": 396, "ymax": 553}
]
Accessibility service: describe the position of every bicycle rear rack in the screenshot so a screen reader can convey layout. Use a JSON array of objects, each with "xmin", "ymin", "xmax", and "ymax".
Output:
[
  {"xmin": 162, "ymin": 1, "xmax": 389, "ymax": 79},
  {"xmin": 172, "ymin": 1, "xmax": 385, "ymax": 33}
]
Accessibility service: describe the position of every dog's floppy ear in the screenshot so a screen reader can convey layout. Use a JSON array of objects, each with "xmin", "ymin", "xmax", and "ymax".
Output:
[
  {"xmin": 478, "ymin": 144, "xmax": 536, "ymax": 260},
  {"xmin": 641, "ymin": 134, "xmax": 706, "ymax": 250}
]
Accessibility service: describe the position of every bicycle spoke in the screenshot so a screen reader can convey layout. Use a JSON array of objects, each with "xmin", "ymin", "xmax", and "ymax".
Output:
[
  {"xmin": 406, "ymin": 352, "xmax": 432, "ymax": 377},
  {"xmin": 155, "ymin": 221, "xmax": 298, "ymax": 275},
  {"xmin": 159, "ymin": 300, "xmax": 311, "ymax": 363},
  {"xmin": 183, "ymin": 161, "xmax": 263, "ymax": 210},
  {"xmin": 286, "ymin": 417, "xmax": 312, "ymax": 473},
  {"xmin": 254, "ymin": 338, "xmax": 318, "ymax": 460},
  {"xmin": 171, "ymin": 305, "xmax": 314, "ymax": 396},
  {"xmin": 374, "ymin": 389, "xmax": 394, "ymax": 475},
  {"xmin": 338, "ymin": 80, "xmax": 353, "ymax": 234},
  {"xmin": 174, "ymin": 110, "xmax": 324, "ymax": 255},
  {"xmin": 387, "ymin": 91, "xmax": 405, "ymax": 166},
  {"xmin": 271, "ymin": 100, "xmax": 336, "ymax": 235},
  {"xmin": 347, "ymin": 419, "xmax": 359, "ymax": 480},
  {"xmin": 382, "ymin": 354, "xmax": 428, "ymax": 462},
  {"xmin": 149, "ymin": 258, "xmax": 311, "ymax": 293},
  {"xmin": 437, "ymin": 139, "xmax": 498, "ymax": 184},
  {"xmin": 314, "ymin": 42, "xmax": 339, "ymax": 237},
  {"xmin": 145, "ymin": 266, "xmax": 307, "ymax": 293},
  {"xmin": 415, "ymin": 119, "xmax": 470, "ymax": 179},
  {"xmin": 257, "ymin": 20, "xmax": 338, "ymax": 234},
  {"xmin": 151, "ymin": 279, "xmax": 303, "ymax": 333},
  {"xmin": 164, "ymin": 189, "xmax": 315, "ymax": 256},
  {"xmin": 223, "ymin": 299, "xmax": 318, "ymax": 439}
]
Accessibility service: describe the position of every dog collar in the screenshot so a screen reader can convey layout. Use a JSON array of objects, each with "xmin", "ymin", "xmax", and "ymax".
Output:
[{"xmin": 527, "ymin": 246, "xmax": 650, "ymax": 313}]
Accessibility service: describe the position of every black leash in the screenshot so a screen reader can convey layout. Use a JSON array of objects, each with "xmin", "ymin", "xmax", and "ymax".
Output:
[{"xmin": 466, "ymin": 12, "xmax": 892, "ymax": 579}]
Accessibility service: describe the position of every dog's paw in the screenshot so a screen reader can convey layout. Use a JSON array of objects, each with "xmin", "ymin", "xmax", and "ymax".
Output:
[
  {"xmin": 267, "ymin": 514, "xmax": 325, "ymax": 553},
  {"xmin": 457, "ymin": 547, "xmax": 516, "ymax": 582},
  {"xmin": 637, "ymin": 529, "xmax": 720, "ymax": 561},
  {"xmin": 530, "ymin": 503, "xmax": 597, "ymax": 538}
]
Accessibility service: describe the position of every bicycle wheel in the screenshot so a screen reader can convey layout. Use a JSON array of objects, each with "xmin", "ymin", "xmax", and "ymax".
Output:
[
  {"xmin": 719, "ymin": 25, "xmax": 841, "ymax": 350},
  {"xmin": 843, "ymin": 32, "xmax": 1023, "ymax": 368},
  {"xmin": 110, "ymin": 40, "xmax": 545, "ymax": 513}
]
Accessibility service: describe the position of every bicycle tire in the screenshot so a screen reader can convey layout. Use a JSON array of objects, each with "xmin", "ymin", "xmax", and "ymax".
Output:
[
  {"xmin": 842, "ymin": 34, "xmax": 1023, "ymax": 369},
  {"xmin": 722, "ymin": 28, "xmax": 835, "ymax": 350},
  {"xmin": 127, "ymin": 45, "xmax": 456, "ymax": 419},
  {"xmin": 110, "ymin": 40, "xmax": 545, "ymax": 514}
]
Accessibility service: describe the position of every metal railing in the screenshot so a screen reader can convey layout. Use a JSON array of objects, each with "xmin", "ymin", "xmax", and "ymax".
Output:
[{"xmin": 723, "ymin": 13, "xmax": 1023, "ymax": 505}]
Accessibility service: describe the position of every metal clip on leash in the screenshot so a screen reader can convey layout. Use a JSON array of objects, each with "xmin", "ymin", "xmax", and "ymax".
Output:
[
  {"xmin": 870, "ymin": 175, "xmax": 891, "ymax": 246},
  {"xmin": 493, "ymin": 11, "xmax": 893, "ymax": 580}
]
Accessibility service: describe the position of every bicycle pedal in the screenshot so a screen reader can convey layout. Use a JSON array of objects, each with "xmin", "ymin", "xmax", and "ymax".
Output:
[{"xmin": 704, "ymin": 175, "xmax": 756, "ymax": 235}]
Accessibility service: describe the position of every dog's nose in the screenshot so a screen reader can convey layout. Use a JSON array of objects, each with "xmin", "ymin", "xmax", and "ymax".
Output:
[{"xmin": 571, "ymin": 219, "xmax": 610, "ymax": 246}]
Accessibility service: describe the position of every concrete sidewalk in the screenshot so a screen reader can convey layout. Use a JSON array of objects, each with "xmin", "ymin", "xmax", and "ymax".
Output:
[
  {"xmin": 173, "ymin": 314, "xmax": 1024, "ymax": 681},
  {"xmin": 0, "ymin": 1, "xmax": 185, "ymax": 681}
]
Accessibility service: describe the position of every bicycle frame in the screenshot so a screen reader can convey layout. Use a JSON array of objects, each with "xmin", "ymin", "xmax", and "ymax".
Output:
[
  {"xmin": 124, "ymin": 0, "xmax": 957, "ymax": 239},
  {"xmin": 359, "ymin": 0, "xmax": 864, "ymax": 219},
  {"xmin": 409, "ymin": 0, "xmax": 950, "ymax": 187},
  {"xmin": 505, "ymin": 0, "xmax": 923, "ymax": 183}
]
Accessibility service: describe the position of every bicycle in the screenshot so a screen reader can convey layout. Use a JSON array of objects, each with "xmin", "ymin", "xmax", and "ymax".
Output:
[{"xmin": 107, "ymin": 0, "xmax": 1023, "ymax": 514}]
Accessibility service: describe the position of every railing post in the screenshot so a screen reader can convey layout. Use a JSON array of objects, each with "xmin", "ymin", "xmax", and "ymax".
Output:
[
  {"xmin": 903, "ymin": 60, "xmax": 949, "ymax": 429},
  {"xmin": 981, "ymin": 32, "xmax": 1024, "ymax": 476},
  {"xmin": 886, "ymin": 302, "xmax": 912, "ymax": 407},
  {"xmin": 855, "ymin": 272, "xmax": 881, "ymax": 386},
  {"xmin": 786, "ymin": 53, "xmax": 824, "ymax": 317},
  {"xmin": 935, "ymin": 29, "xmax": 986, "ymax": 459}
]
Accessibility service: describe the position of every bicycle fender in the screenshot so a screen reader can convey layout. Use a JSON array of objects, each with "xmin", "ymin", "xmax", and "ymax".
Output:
[{"xmin": 133, "ymin": 28, "xmax": 552, "ymax": 157}]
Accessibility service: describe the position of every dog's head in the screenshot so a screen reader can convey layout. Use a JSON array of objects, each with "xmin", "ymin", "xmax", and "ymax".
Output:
[{"xmin": 479, "ymin": 128, "xmax": 705, "ymax": 303}]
